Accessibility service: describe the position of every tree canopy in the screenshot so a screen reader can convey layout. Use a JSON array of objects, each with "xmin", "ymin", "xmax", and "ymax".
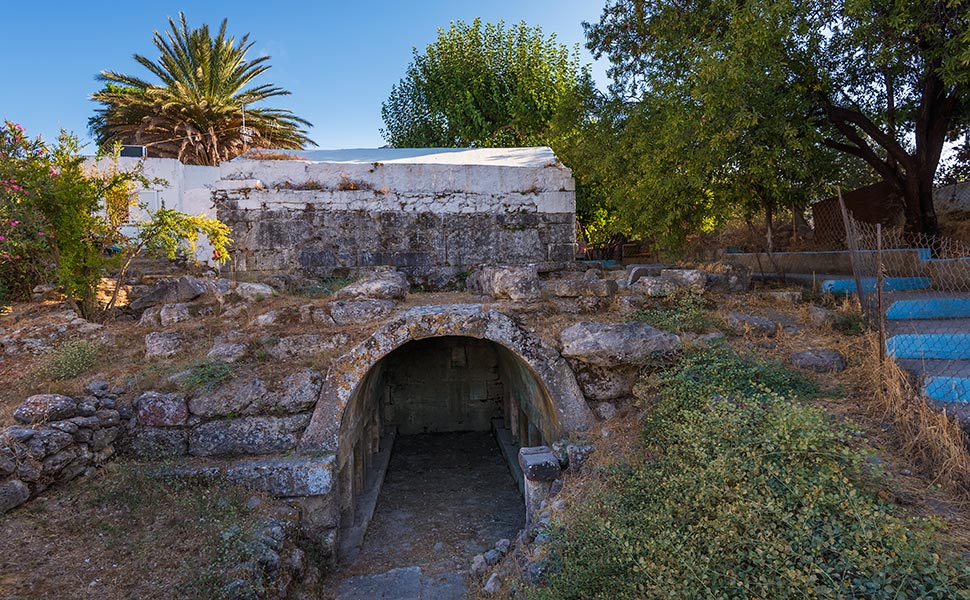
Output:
[
  {"xmin": 90, "ymin": 13, "xmax": 315, "ymax": 166},
  {"xmin": 586, "ymin": 0, "xmax": 970, "ymax": 236},
  {"xmin": 380, "ymin": 18, "xmax": 593, "ymax": 148}
]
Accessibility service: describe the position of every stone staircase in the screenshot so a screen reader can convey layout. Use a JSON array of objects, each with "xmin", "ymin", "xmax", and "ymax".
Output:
[
  {"xmin": 883, "ymin": 291, "xmax": 970, "ymax": 404},
  {"xmin": 821, "ymin": 274, "xmax": 970, "ymax": 404}
]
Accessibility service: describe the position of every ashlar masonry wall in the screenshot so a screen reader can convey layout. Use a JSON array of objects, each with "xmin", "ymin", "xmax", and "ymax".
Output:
[{"xmin": 211, "ymin": 148, "xmax": 577, "ymax": 285}]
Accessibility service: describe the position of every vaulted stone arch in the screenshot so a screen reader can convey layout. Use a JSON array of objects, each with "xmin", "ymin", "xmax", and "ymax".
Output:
[{"xmin": 299, "ymin": 303, "xmax": 593, "ymax": 455}]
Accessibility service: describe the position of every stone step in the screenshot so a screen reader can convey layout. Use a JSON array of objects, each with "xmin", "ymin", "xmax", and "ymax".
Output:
[
  {"xmin": 886, "ymin": 334, "xmax": 970, "ymax": 360},
  {"xmin": 887, "ymin": 298, "xmax": 970, "ymax": 320},
  {"xmin": 923, "ymin": 376, "xmax": 970, "ymax": 404},
  {"xmin": 822, "ymin": 277, "xmax": 933, "ymax": 294}
]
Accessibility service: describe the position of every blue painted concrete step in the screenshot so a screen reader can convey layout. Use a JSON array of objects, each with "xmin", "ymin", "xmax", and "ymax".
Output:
[
  {"xmin": 887, "ymin": 334, "xmax": 970, "ymax": 360},
  {"xmin": 822, "ymin": 277, "xmax": 933, "ymax": 294},
  {"xmin": 923, "ymin": 377, "xmax": 970, "ymax": 404},
  {"xmin": 887, "ymin": 298, "xmax": 970, "ymax": 320}
]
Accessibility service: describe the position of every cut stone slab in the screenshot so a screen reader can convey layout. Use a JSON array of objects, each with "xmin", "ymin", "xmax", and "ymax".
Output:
[
  {"xmin": 660, "ymin": 268, "xmax": 707, "ymax": 292},
  {"xmin": 231, "ymin": 281, "xmax": 276, "ymax": 302},
  {"xmin": 791, "ymin": 349, "xmax": 846, "ymax": 373},
  {"xmin": 518, "ymin": 446, "xmax": 562, "ymax": 482},
  {"xmin": 471, "ymin": 265, "xmax": 541, "ymax": 301},
  {"xmin": 159, "ymin": 303, "xmax": 192, "ymax": 326},
  {"xmin": 626, "ymin": 264, "xmax": 665, "ymax": 286},
  {"xmin": 188, "ymin": 414, "xmax": 311, "ymax": 456},
  {"xmin": 631, "ymin": 276, "xmax": 677, "ymax": 297},
  {"xmin": 134, "ymin": 392, "xmax": 188, "ymax": 427},
  {"xmin": 188, "ymin": 378, "xmax": 268, "ymax": 418}
]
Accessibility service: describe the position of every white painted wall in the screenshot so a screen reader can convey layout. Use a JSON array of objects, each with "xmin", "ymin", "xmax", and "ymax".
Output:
[{"xmin": 85, "ymin": 156, "xmax": 220, "ymax": 264}]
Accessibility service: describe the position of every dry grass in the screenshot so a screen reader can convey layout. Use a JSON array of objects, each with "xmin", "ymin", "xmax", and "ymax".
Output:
[
  {"xmin": 861, "ymin": 343, "xmax": 970, "ymax": 495},
  {"xmin": 0, "ymin": 462, "xmax": 285, "ymax": 600},
  {"xmin": 243, "ymin": 149, "xmax": 307, "ymax": 161}
]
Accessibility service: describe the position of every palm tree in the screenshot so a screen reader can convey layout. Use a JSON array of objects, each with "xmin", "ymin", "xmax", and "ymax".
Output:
[{"xmin": 89, "ymin": 13, "xmax": 315, "ymax": 165}]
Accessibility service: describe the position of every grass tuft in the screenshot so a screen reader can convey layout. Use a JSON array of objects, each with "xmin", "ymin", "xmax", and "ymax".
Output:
[{"xmin": 35, "ymin": 339, "xmax": 103, "ymax": 381}]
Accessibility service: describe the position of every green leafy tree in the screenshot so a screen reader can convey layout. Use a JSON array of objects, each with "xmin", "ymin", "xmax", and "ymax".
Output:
[
  {"xmin": 586, "ymin": 0, "xmax": 970, "ymax": 236},
  {"xmin": 381, "ymin": 18, "xmax": 592, "ymax": 148},
  {"xmin": 90, "ymin": 13, "xmax": 315, "ymax": 166},
  {"xmin": 381, "ymin": 18, "xmax": 620, "ymax": 242}
]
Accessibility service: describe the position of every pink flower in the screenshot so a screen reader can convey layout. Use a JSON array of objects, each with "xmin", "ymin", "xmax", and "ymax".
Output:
[{"xmin": 0, "ymin": 236, "xmax": 6, "ymax": 241}]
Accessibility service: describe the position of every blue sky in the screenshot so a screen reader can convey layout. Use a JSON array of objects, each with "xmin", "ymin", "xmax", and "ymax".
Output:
[{"xmin": 2, "ymin": 1, "xmax": 610, "ymax": 150}]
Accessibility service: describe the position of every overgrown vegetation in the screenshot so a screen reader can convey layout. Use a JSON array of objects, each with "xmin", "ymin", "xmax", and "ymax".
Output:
[
  {"xmin": 532, "ymin": 347, "xmax": 970, "ymax": 599},
  {"xmin": 35, "ymin": 339, "xmax": 103, "ymax": 381},
  {"xmin": 631, "ymin": 290, "xmax": 717, "ymax": 333},
  {"xmin": 0, "ymin": 120, "xmax": 232, "ymax": 319}
]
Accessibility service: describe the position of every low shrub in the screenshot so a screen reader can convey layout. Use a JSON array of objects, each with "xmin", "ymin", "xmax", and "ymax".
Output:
[
  {"xmin": 531, "ymin": 347, "xmax": 970, "ymax": 600},
  {"xmin": 632, "ymin": 290, "xmax": 717, "ymax": 333},
  {"xmin": 36, "ymin": 339, "xmax": 102, "ymax": 381},
  {"xmin": 833, "ymin": 310, "xmax": 869, "ymax": 335}
]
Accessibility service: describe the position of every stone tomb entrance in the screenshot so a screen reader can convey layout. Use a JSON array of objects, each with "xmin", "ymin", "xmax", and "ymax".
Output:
[
  {"xmin": 298, "ymin": 304, "xmax": 593, "ymax": 572},
  {"xmin": 336, "ymin": 336, "xmax": 549, "ymax": 568}
]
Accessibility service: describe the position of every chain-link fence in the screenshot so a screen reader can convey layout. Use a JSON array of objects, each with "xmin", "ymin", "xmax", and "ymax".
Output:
[{"xmin": 840, "ymin": 202, "xmax": 970, "ymax": 403}]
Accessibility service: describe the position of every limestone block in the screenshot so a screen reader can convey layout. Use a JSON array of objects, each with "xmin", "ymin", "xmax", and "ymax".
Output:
[
  {"xmin": 560, "ymin": 322, "xmax": 681, "ymax": 367},
  {"xmin": 144, "ymin": 331, "xmax": 184, "ymax": 359},
  {"xmin": 518, "ymin": 446, "xmax": 562, "ymax": 482},
  {"xmin": 660, "ymin": 268, "xmax": 707, "ymax": 292},
  {"xmin": 188, "ymin": 378, "xmax": 268, "ymax": 418},
  {"xmin": 329, "ymin": 300, "xmax": 396, "ymax": 325},
  {"xmin": 223, "ymin": 455, "xmax": 335, "ymax": 497}
]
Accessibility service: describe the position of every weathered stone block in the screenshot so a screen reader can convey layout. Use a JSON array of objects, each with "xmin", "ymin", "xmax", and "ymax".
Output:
[
  {"xmin": 518, "ymin": 446, "xmax": 562, "ymax": 482},
  {"xmin": 129, "ymin": 428, "xmax": 188, "ymax": 458},
  {"xmin": 329, "ymin": 300, "xmax": 396, "ymax": 325},
  {"xmin": 135, "ymin": 392, "xmax": 188, "ymax": 427},
  {"xmin": 224, "ymin": 455, "xmax": 335, "ymax": 497},
  {"xmin": 13, "ymin": 394, "xmax": 76, "ymax": 425},
  {"xmin": 560, "ymin": 322, "xmax": 681, "ymax": 367},
  {"xmin": 0, "ymin": 479, "xmax": 30, "ymax": 514},
  {"xmin": 145, "ymin": 331, "xmax": 184, "ymax": 359},
  {"xmin": 274, "ymin": 369, "xmax": 322, "ymax": 414},
  {"xmin": 188, "ymin": 378, "xmax": 267, "ymax": 418},
  {"xmin": 188, "ymin": 415, "xmax": 311, "ymax": 457}
]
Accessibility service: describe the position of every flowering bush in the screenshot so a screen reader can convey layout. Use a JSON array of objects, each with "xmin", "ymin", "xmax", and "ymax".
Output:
[
  {"xmin": 0, "ymin": 121, "xmax": 53, "ymax": 299},
  {"xmin": 0, "ymin": 120, "xmax": 232, "ymax": 318}
]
